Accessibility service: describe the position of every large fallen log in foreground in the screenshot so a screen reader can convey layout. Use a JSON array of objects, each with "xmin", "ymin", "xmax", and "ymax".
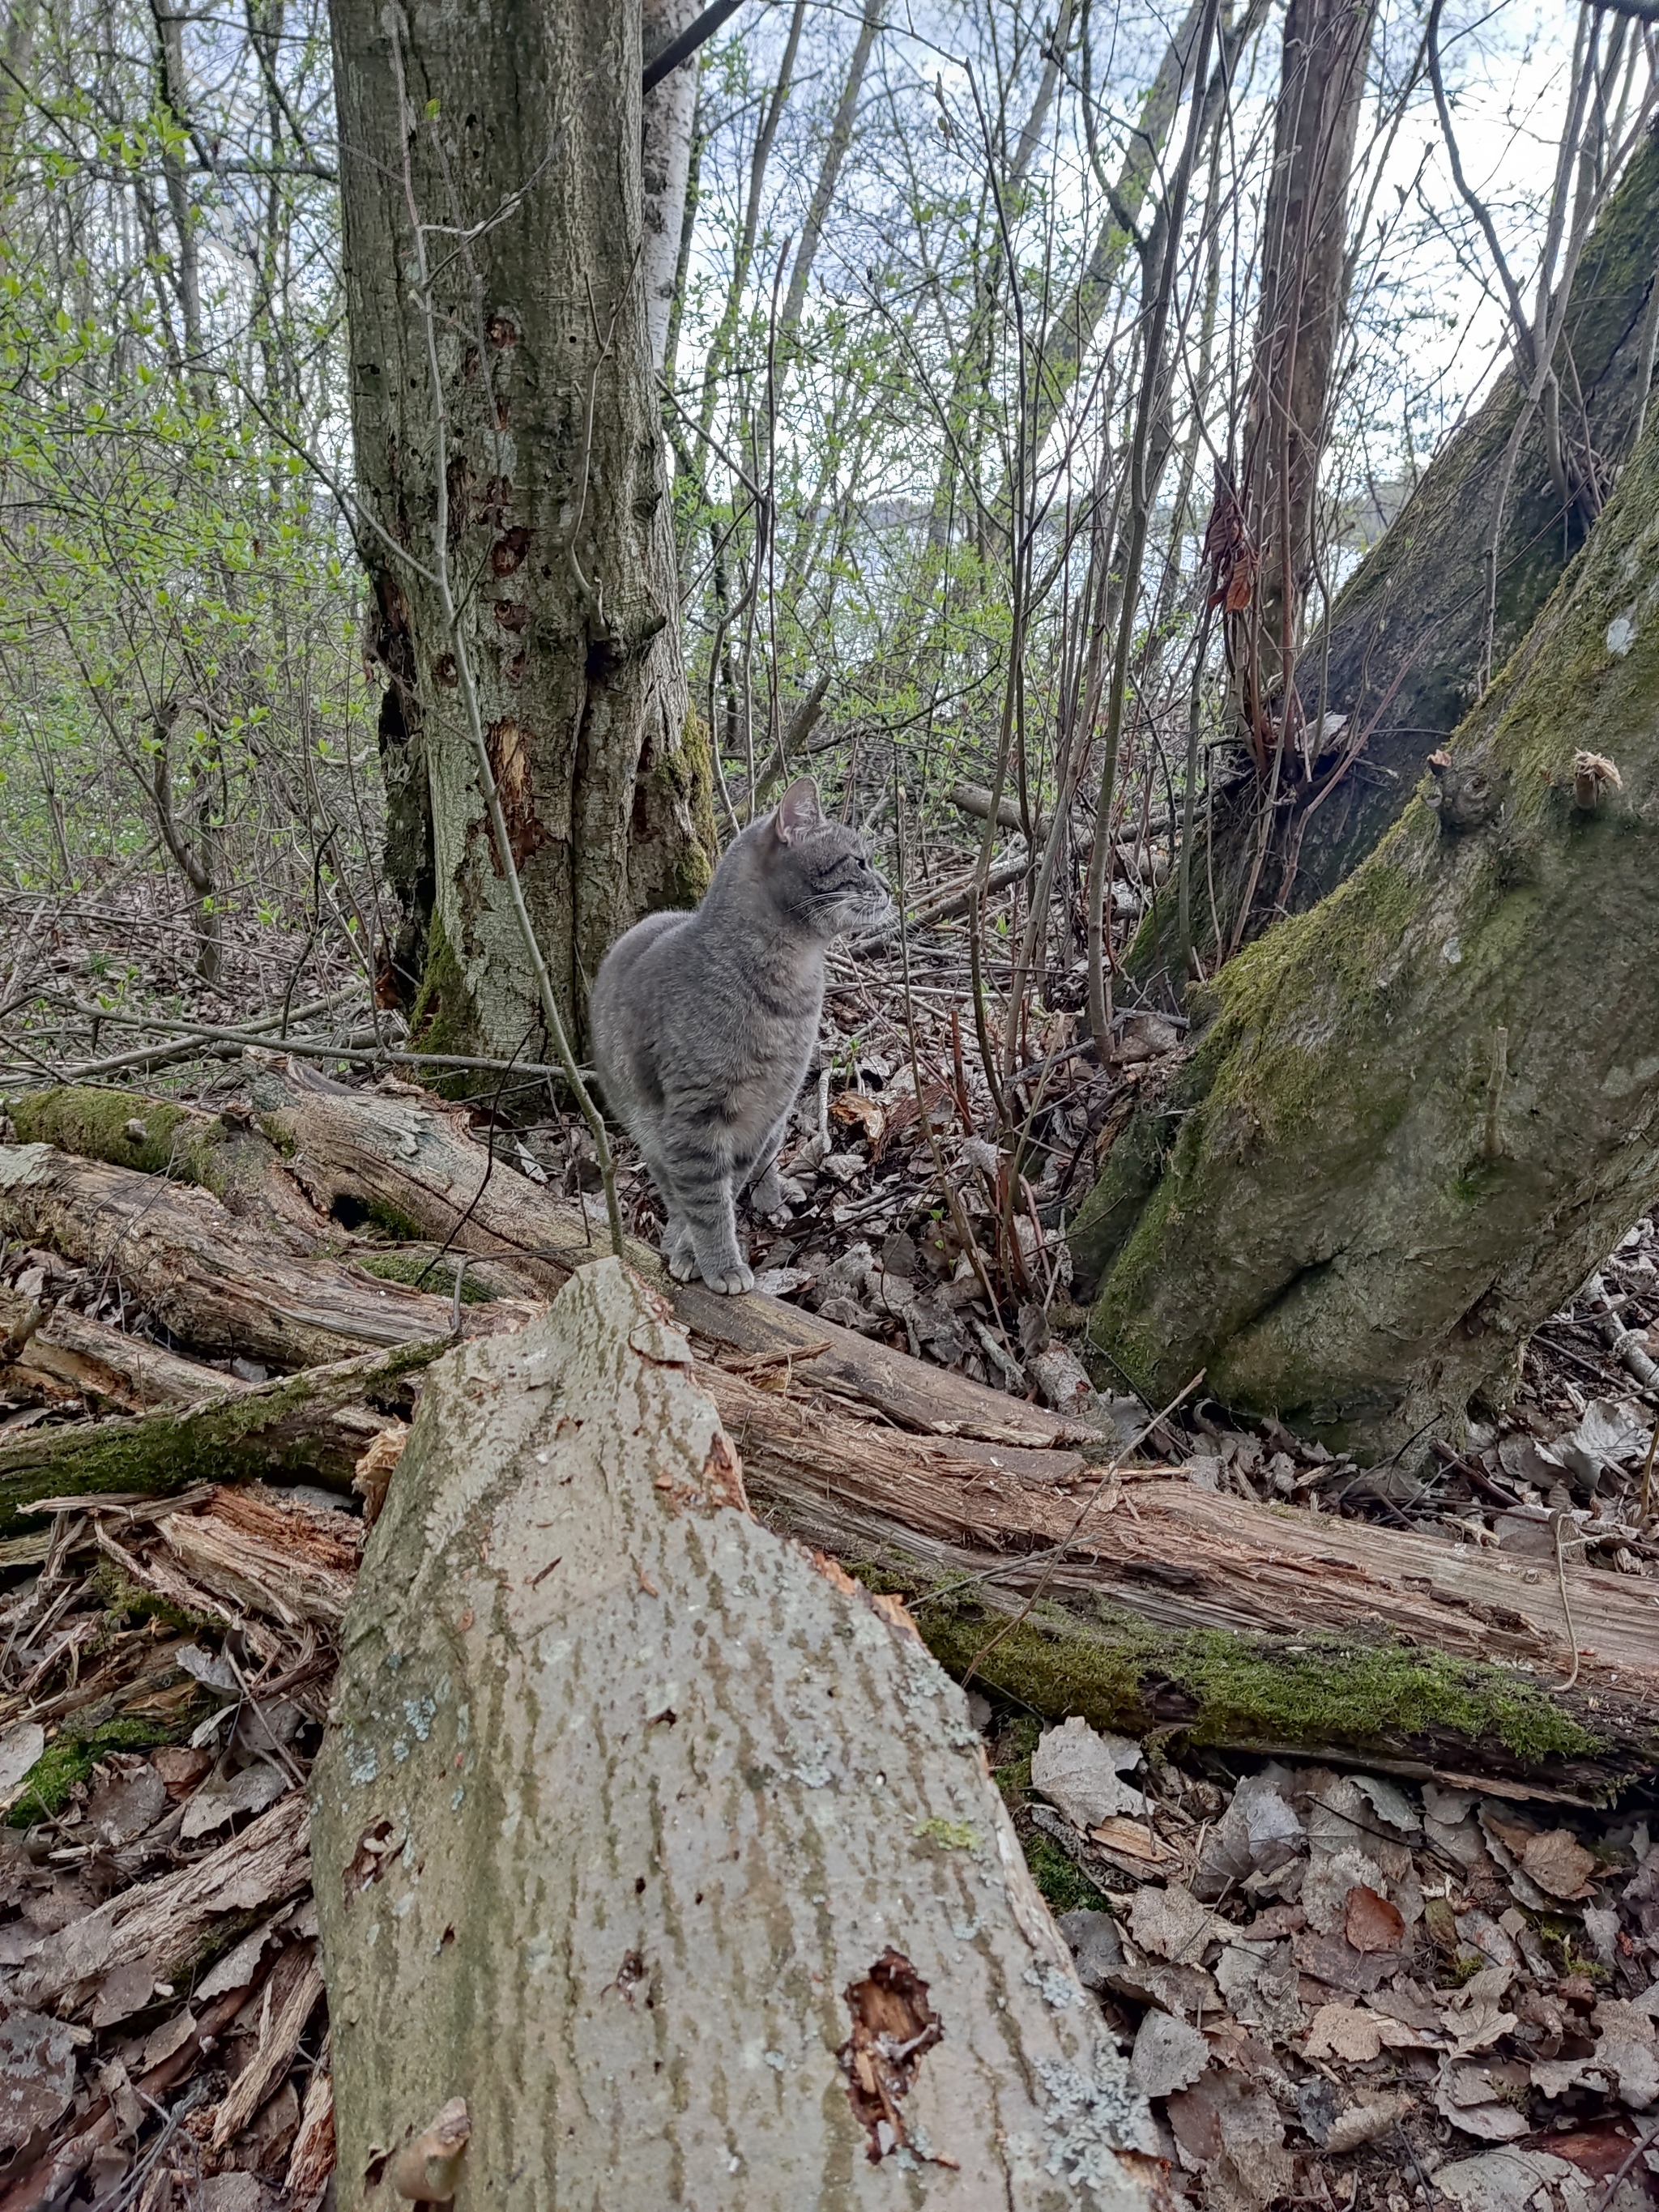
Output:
[
  {"xmin": 6, "ymin": 1089, "xmax": 1659, "ymax": 1788},
  {"xmin": 313, "ymin": 1259, "xmax": 1163, "ymax": 2212}
]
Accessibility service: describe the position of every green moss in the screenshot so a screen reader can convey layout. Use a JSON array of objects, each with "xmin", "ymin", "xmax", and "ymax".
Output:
[
  {"xmin": 7, "ymin": 1714, "xmax": 198, "ymax": 1826},
  {"xmin": 90, "ymin": 1558, "xmax": 216, "ymax": 1631},
  {"xmin": 11, "ymin": 1087, "xmax": 197, "ymax": 1174},
  {"xmin": 657, "ymin": 705, "xmax": 717, "ymax": 907},
  {"xmin": 901, "ymin": 1581, "xmax": 1612, "ymax": 1773},
  {"xmin": 407, "ymin": 915, "xmax": 487, "ymax": 1096},
  {"xmin": 1023, "ymin": 1834, "xmax": 1110, "ymax": 1916},
  {"xmin": 356, "ymin": 1250, "xmax": 497, "ymax": 1302},
  {"xmin": 913, "ymin": 1816, "xmax": 982, "ymax": 1851}
]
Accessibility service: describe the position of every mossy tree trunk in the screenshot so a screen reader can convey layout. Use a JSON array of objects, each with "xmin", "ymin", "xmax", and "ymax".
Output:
[
  {"xmin": 1075, "ymin": 399, "xmax": 1659, "ymax": 1463},
  {"xmin": 1141, "ymin": 128, "xmax": 1659, "ymax": 974},
  {"xmin": 331, "ymin": 0, "xmax": 714, "ymax": 1055}
]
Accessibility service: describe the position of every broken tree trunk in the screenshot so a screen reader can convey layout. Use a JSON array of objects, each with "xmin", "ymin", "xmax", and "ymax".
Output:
[
  {"xmin": 0, "ymin": 1142, "xmax": 537, "ymax": 1370},
  {"xmin": 313, "ymin": 1259, "xmax": 1163, "ymax": 2211},
  {"xmin": 1075, "ymin": 399, "xmax": 1659, "ymax": 1464},
  {"xmin": 0, "ymin": 1341, "xmax": 433, "ymax": 1530}
]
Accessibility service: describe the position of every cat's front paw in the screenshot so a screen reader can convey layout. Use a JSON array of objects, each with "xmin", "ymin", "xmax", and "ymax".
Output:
[
  {"xmin": 667, "ymin": 1242, "xmax": 702, "ymax": 1283},
  {"xmin": 699, "ymin": 1256, "xmax": 755, "ymax": 1295}
]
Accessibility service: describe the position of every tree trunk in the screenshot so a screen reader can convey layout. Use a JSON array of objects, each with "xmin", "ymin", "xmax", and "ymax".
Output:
[
  {"xmin": 313, "ymin": 1259, "xmax": 1162, "ymax": 2212},
  {"xmin": 331, "ymin": 0, "xmax": 714, "ymax": 1047},
  {"xmin": 1141, "ymin": 126, "xmax": 1659, "ymax": 975},
  {"xmin": 641, "ymin": 0, "xmax": 702, "ymax": 376},
  {"xmin": 1074, "ymin": 397, "xmax": 1659, "ymax": 1464},
  {"xmin": 1226, "ymin": 0, "xmax": 1374, "ymax": 757}
]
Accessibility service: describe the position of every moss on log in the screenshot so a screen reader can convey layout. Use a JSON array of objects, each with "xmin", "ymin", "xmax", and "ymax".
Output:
[
  {"xmin": 10, "ymin": 1087, "xmax": 334, "ymax": 1242},
  {"xmin": 0, "ymin": 1340, "xmax": 437, "ymax": 1532},
  {"xmin": 893, "ymin": 1579, "xmax": 1645, "ymax": 1798}
]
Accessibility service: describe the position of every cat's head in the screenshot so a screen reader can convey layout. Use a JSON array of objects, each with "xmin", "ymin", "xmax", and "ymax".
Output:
[{"xmin": 765, "ymin": 778, "xmax": 893, "ymax": 939}]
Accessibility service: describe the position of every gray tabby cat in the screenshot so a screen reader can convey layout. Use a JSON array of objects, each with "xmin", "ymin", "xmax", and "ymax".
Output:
[{"xmin": 591, "ymin": 778, "xmax": 893, "ymax": 1294}]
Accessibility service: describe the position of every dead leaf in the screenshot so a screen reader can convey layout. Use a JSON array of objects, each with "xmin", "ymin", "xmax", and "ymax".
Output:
[
  {"xmin": 0, "ymin": 1720, "xmax": 45, "ymax": 1813},
  {"xmin": 1166, "ymin": 2069, "xmax": 1294, "ymax": 2211},
  {"xmin": 1520, "ymin": 1827, "xmax": 1598, "ymax": 1901},
  {"xmin": 1434, "ymin": 2058, "xmax": 1531, "ymax": 2141},
  {"xmin": 1325, "ymin": 2093, "xmax": 1414, "ymax": 2154},
  {"xmin": 830, "ymin": 1090, "xmax": 885, "ymax": 1149},
  {"xmin": 353, "ymin": 1421, "xmax": 409, "ymax": 1525},
  {"xmin": 1304, "ymin": 2003, "xmax": 1390, "ymax": 2063},
  {"xmin": 180, "ymin": 1762, "xmax": 290, "ymax": 1841},
  {"xmin": 1130, "ymin": 2008, "xmax": 1210, "ymax": 2098},
  {"xmin": 1128, "ymin": 1882, "xmax": 1213, "ymax": 1964},
  {"xmin": 1029, "ymin": 1715, "xmax": 1145, "ymax": 1829},
  {"xmin": 1344, "ymin": 1883, "xmax": 1405, "ymax": 1954},
  {"xmin": 0, "ymin": 2001, "xmax": 78, "ymax": 2152}
]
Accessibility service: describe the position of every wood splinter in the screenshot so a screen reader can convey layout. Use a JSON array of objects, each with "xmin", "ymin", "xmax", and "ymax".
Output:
[{"xmin": 383, "ymin": 2096, "xmax": 471, "ymax": 2203}]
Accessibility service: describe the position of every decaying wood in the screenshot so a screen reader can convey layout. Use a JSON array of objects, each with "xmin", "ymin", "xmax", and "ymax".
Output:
[
  {"xmin": 313, "ymin": 1259, "xmax": 1162, "ymax": 2211},
  {"xmin": 15, "ymin": 1791, "xmax": 312, "ymax": 2020},
  {"xmin": 721, "ymin": 1359, "xmax": 1659, "ymax": 1787},
  {"xmin": 0, "ymin": 1341, "xmax": 435, "ymax": 1532},
  {"xmin": 0, "ymin": 1141, "xmax": 538, "ymax": 1370},
  {"xmin": 2, "ymin": 1294, "xmax": 250, "ymax": 1415},
  {"xmin": 10, "ymin": 1085, "xmax": 336, "ymax": 1243},
  {"xmin": 247, "ymin": 1070, "xmax": 1088, "ymax": 1447},
  {"xmin": 11, "ymin": 1088, "xmax": 1659, "ymax": 1784}
]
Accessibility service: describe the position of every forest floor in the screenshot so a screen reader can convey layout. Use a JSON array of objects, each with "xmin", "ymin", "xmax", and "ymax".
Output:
[{"xmin": 0, "ymin": 875, "xmax": 1657, "ymax": 2210}]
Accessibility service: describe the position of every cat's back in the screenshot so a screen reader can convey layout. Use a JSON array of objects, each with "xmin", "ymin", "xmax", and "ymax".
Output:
[{"xmin": 591, "ymin": 909, "xmax": 689, "ymax": 1093}]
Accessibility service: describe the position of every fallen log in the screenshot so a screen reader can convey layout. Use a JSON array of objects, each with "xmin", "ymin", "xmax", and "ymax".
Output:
[
  {"xmin": 312, "ymin": 1259, "xmax": 1163, "ymax": 2210},
  {"xmin": 0, "ymin": 1140, "xmax": 539, "ymax": 1370},
  {"xmin": 2, "ymin": 1292, "xmax": 254, "ymax": 1415},
  {"xmin": 0, "ymin": 1340, "xmax": 434, "ymax": 1529},
  {"xmin": 10, "ymin": 1085, "xmax": 335, "ymax": 1243},
  {"xmin": 18, "ymin": 1076, "xmax": 1081, "ymax": 1449},
  {"xmin": 245, "ymin": 1070, "xmax": 1088, "ymax": 1448},
  {"xmin": 715, "ymin": 1360, "xmax": 1659, "ymax": 1793},
  {"xmin": 8, "ymin": 1093, "xmax": 1659, "ymax": 1785}
]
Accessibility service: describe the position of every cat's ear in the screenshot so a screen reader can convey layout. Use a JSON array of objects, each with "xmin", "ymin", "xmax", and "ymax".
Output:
[{"xmin": 773, "ymin": 777, "xmax": 825, "ymax": 845}]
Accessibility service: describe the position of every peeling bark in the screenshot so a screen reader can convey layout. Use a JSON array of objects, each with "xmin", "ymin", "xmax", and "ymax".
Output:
[
  {"xmin": 0, "ymin": 1141, "xmax": 535, "ymax": 1370},
  {"xmin": 313, "ymin": 1259, "xmax": 1163, "ymax": 2211}
]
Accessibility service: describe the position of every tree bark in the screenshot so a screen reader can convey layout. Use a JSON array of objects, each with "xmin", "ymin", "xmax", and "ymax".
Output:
[
  {"xmin": 313, "ymin": 1259, "xmax": 1163, "ymax": 2212},
  {"xmin": 1141, "ymin": 126, "xmax": 1659, "ymax": 973},
  {"xmin": 641, "ymin": 0, "xmax": 702, "ymax": 375},
  {"xmin": 1226, "ymin": 0, "xmax": 1375, "ymax": 757},
  {"xmin": 0, "ymin": 1340, "xmax": 434, "ymax": 1532},
  {"xmin": 0, "ymin": 1142, "xmax": 535, "ymax": 1370},
  {"xmin": 330, "ymin": 0, "xmax": 714, "ymax": 1046},
  {"xmin": 1075, "ymin": 397, "xmax": 1659, "ymax": 1463}
]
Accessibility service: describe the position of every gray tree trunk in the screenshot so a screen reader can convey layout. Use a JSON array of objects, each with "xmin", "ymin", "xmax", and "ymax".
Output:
[
  {"xmin": 1141, "ymin": 126, "xmax": 1659, "ymax": 973},
  {"xmin": 641, "ymin": 0, "xmax": 702, "ymax": 375},
  {"xmin": 330, "ymin": 0, "xmax": 714, "ymax": 1052},
  {"xmin": 313, "ymin": 1259, "xmax": 1161, "ymax": 2211},
  {"xmin": 1074, "ymin": 395, "xmax": 1659, "ymax": 1464}
]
